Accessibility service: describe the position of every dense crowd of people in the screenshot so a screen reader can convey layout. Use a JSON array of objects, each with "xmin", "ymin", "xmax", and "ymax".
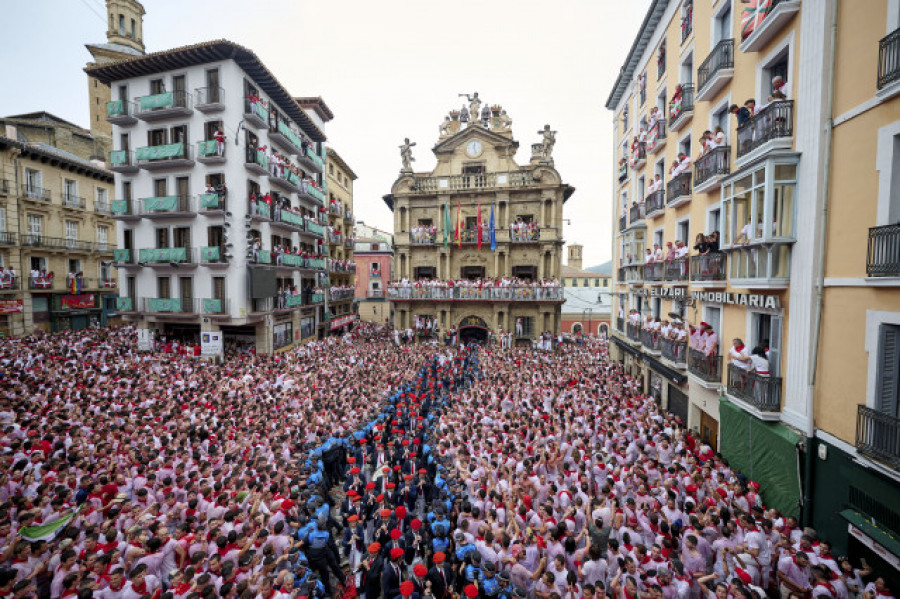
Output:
[
  {"xmin": 0, "ymin": 326, "xmax": 893, "ymax": 599},
  {"xmin": 388, "ymin": 279, "xmax": 563, "ymax": 301}
]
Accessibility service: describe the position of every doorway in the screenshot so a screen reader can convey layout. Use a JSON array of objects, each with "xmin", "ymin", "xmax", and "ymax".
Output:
[{"xmin": 699, "ymin": 411, "xmax": 719, "ymax": 452}]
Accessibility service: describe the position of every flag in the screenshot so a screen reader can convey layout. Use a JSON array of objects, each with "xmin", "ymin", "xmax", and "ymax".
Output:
[
  {"xmin": 443, "ymin": 203, "xmax": 451, "ymax": 248},
  {"xmin": 19, "ymin": 507, "xmax": 81, "ymax": 542},
  {"xmin": 455, "ymin": 200, "xmax": 461, "ymax": 248},
  {"xmin": 476, "ymin": 201, "xmax": 483, "ymax": 250},
  {"xmin": 70, "ymin": 276, "xmax": 82, "ymax": 294},
  {"xmin": 489, "ymin": 202, "xmax": 497, "ymax": 252},
  {"xmin": 740, "ymin": 0, "xmax": 772, "ymax": 40}
]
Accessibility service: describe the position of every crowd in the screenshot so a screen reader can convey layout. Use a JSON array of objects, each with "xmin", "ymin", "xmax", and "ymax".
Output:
[
  {"xmin": 0, "ymin": 325, "xmax": 893, "ymax": 599},
  {"xmin": 411, "ymin": 226, "xmax": 437, "ymax": 245},
  {"xmin": 509, "ymin": 221, "xmax": 540, "ymax": 243},
  {"xmin": 388, "ymin": 278, "xmax": 563, "ymax": 301}
]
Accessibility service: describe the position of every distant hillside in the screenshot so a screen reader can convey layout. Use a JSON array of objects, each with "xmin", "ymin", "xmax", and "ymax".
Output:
[{"xmin": 584, "ymin": 261, "xmax": 612, "ymax": 274}]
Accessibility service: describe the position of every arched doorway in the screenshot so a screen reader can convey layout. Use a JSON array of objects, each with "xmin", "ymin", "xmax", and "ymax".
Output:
[
  {"xmin": 599, "ymin": 324, "xmax": 609, "ymax": 338},
  {"xmin": 458, "ymin": 315, "xmax": 489, "ymax": 344},
  {"xmin": 572, "ymin": 323, "xmax": 583, "ymax": 334}
]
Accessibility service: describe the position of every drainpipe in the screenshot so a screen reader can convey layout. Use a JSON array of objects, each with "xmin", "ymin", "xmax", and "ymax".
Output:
[{"xmin": 804, "ymin": 0, "xmax": 839, "ymax": 528}]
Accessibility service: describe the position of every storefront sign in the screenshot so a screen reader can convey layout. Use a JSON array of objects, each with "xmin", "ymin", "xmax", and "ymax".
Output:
[
  {"xmin": 330, "ymin": 314, "xmax": 358, "ymax": 331},
  {"xmin": 692, "ymin": 291, "xmax": 781, "ymax": 309},
  {"xmin": 0, "ymin": 300, "xmax": 23, "ymax": 314},
  {"xmin": 62, "ymin": 294, "xmax": 96, "ymax": 310},
  {"xmin": 201, "ymin": 332, "xmax": 223, "ymax": 357},
  {"xmin": 848, "ymin": 523, "xmax": 900, "ymax": 571},
  {"xmin": 651, "ymin": 287, "xmax": 687, "ymax": 299}
]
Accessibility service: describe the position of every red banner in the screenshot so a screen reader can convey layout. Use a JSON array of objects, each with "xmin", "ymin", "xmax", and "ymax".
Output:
[
  {"xmin": 62, "ymin": 294, "xmax": 95, "ymax": 310},
  {"xmin": 330, "ymin": 314, "xmax": 358, "ymax": 331},
  {"xmin": 0, "ymin": 300, "xmax": 23, "ymax": 314}
]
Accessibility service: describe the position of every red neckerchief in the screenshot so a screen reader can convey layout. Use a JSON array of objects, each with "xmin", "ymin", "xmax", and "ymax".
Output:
[
  {"xmin": 131, "ymin": 581, "xmax": 147, "ymax": 595},
  {"xmin": 174, "ymin": 583, "xmax": 191, "ymax": 595}
]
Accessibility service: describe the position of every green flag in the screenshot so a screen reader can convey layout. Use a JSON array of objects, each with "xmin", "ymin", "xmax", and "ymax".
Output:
[
  {"xmin": 19, "ymin": 507, "xmax": 81, "ymax": 542},
  {"xmin": 443, "ymin": 203, "xmax": 451, "ymax": 248}
]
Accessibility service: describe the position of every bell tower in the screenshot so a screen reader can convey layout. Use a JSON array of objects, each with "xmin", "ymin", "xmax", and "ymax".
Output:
[
  {"xmin": 568, "ymin": 244, "xmax": 583, "ymax": 270},
  {"xmin": 85, "ymin": 0, "xmax": 146, "ymax": 153}
]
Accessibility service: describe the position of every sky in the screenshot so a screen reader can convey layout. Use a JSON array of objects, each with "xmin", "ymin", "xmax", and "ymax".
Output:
[{"xmin": 0, "ymin": 0, "xmax": 651, "ymax": 267}]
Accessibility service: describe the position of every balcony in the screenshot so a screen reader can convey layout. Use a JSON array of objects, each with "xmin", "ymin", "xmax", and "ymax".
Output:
[
  {"xmin": 693, "ymin": 146, "xmax": 731, "ymax": 193},
  {"xmin": 200, "ymin": 246, "xmax": 229, "ymax": 268},
  {"xmin": 95, "ymin": 242, "xmax": 115, "ymax": 254},
  {"xmin": 138, "ymin": 247, "xmax": 197, "ymax": 267},
  {"xmin": 0, "ymin": 276, "xmax": 19, "ymax": 291},
  {"xmin": 665, "ymin": 257, "xmax": 689, "ymax": 284},
  {"xmin": 299, "ymin": 181, "xmax": 326, "ymax": 205},
  {"xmin": 196, "ymin": 140, "xmax": 226, "ymax": 165},
  {"xmin": 668, "ymin": 84, "xmax": 694, "ymax": 132},
  {"xmin": 136, "ymin": 143, "xmax": 194, "ymax": 170},
  {"xmin": 331, "ymin": 288, "xmax": 355, "ymax": 301},
  {"xmin": 690, "ymin": 253, "xmax": 727, "ymax": 286},
  {"xmin": 0, "ymin": 232, "xmax": 17, "ymax": 245},
  {"xmin": 666, "ymin": 172, "xmax": 692, "ymax": 208},
  {"xmin": 135, "ymin": 90, "xmax": 193, "ymax": 121},
  {"xmin": 647, "ymin": 120, "xmax": 666, "ymax": 154},
  {"xmin": 269, "ymin": 168, "xmax": 302, "ymax": 194},
  {"xmin": 618, "ymin": 163, "xmax": 628, "ymax": 183},
  {"xmin": 856, "ymin": 405, "xmax": 900, "ymax": 469},
  {"xmin": 142, "ymin": 297, "xmax": 202, "ymax": 315},
  {"xmin": 626, "ymin": 322, "xmax": 641, "ymax": 343},
  {"xmin": 20, "ymin": 184, "xmax": 51, "ymax": 203},
  {"xmin": 198, "ymin": 193, "xmax": 226, "ymax": 214},
  {"xmin": 297, "ymin": 146, "xmax": 325, "ymax": 174},
  {"xmin": 200, "ymin": 298, "xmax": 230, "ymax": 315},
  {"xmin": 108, "ymin": 150, "xmax": 139, "ymax": 174},
  {"xmin": 624, "ymin": 264, "xmax": 644, "ymax": 285},
  {"xmin": 645, "ymin": 189, "xmax": 665, "ymax": 218},
  {"xmin": 411, "ymin": 170, "xmax": 534, "ymax": 193},
  {"xmin": 95, "ymin": 200, "xmax": 112, "ymax": 215},
  {"xmin": 113, "ymin": 248, "xmax": 138, "ymax": 267},
  {"xmin": 878, "ymin": 27, "xmax": 900, "ymax": 96},
  {"xmin": 510, "ymin": 225, "xmax": 541, "ymax": 243},
  {"xmin": 629, "ymin": 203, "xmax": 646, "ymax": 227},
  {"xmin": 739, "ymin": 0, "xmax": 801, "ymax": 53},
  {"xmin": 106, "ymin": 99, "xmax": 137, "ymax": 125},
  {"xmin": 344, "ymin": 239, "xmax": 353, "ymax": 249},
  {"xmin": 688, "ymin": 349, "xmax": 722, "ymax": 386},
  {"xmin": 194, "ymin": 87, "xmax": 225, "ymax": 112},
  {"xmin": 368, "ymin": 289, "xmax": 385, "ymax": 299},
  {"xmin": 641, "ymin": 329, "xmax": 661, "ymax": 353},
  {"xmin": 111, "ymin": 199, "xmax": 141, "ymax": 221},
  {"xmin": 388, "ymin": 284, "xmax": 564, "ymax": 302},
  {"xmin": 61, "ymin": 194, "xmax": 86, "ymax": 210},
  {"xmin": 661, "ymin": 338, "xmax": 687, "ymax": 368},
  {"xmin": 20, "ymin": 235, "xmax": 93, "ymax": 252},
  {"xmin": 696, "ymin": 39, "xmax": 734, "ymax": 102},
  {"xmin": 140, "ymin": 195, "xmax": 195, "ymax": 218},
  {"xmin": 644, "ymin": 261, "xmax": 664, "ymax": 283},
  {"xmin": 245, "ymin": 147, "xmax": 269, "ymax": 175},
  {"xmin": 629, "ymin": 142, "xmax": 647, "ymax": 170},
  {"xmin": 867, "ymin": 224, "xmax": 900, "ymax": 278},
  {"xmin": 306, "ymin": 221, "xmax": 326, "ymax": 237},
  {"xmin": 726, "ymin": 365, "xmax": 782, "ymax": 419},
  {"xmin": 736, "ymin": 100, "xmax": 794, "ymax": 164},
  {"xmin": 243, "ymin": 100, "xmax": 270, "ymax": 129},
  {"xmin": 269, "ymin": 119, "xmax": 305, "ymax": 155}
]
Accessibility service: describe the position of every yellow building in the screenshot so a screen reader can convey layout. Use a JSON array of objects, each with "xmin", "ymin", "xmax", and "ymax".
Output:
[
  {"xmin": 385, "ymin": 98, "xmax": 573, "ymax": 342},
  {"xmin": 325, "ymin": 146, "xmax": 358, "ymax": 333},
  {"xmin": 607, "ymin": 0, "xmax": 900, "ymax": 564},
  {"xmin": 0, "ymin": 134, "xmax": 117, "ymax": 336}
]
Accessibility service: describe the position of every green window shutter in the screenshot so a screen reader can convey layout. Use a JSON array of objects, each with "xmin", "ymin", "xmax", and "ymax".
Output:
[{"xmin": 877, "ymin": 325, "xmax": 900, "ymax": 417}]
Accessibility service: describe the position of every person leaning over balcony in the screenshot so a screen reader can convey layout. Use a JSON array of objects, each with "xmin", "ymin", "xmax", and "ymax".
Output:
[
  {"xmin": 665, "ymin": 241, "xmax": 676, "ymax": 262},
  {"xmin": 713, "ymin": 126, "xmax": 726, "ymax": 146},
  {"xmin": 693, "ymin": 233, "xmax": 708, "ymax": 255},
  {"xmin": 735, "ymin": 218, "xmax": 754, "ymax": 246},
  {"xmin": 729, "ymin": 103, "xmax": 752, "ymax": 128},
  {"xmin": 702, "ymin": 322, "xmax": 718, "ymax": 358},
  {"xmin": 728, "ymin": 338, "xmax": 752, "ymax": 386},
  {"xmin": 644, "ymin": 249, "xmax": 655, "ymax": 264}
]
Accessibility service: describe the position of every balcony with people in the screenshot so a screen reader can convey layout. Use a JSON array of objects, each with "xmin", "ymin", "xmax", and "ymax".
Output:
[
  {"xmin": 694, "ymin": 142, "xmax": 731, "ymax": 193},
  {"xmin": 734, "ymin": 89, "xmax": 794, "ymax": 165},
  {"xmin": 646, "ymin": 111, "xmax": 667, "ymax": 154},
  {"xmin": 199, "ymin": 185, "xmax": 227, "ymax": 214},
  {"xmin": 388, "ymin": 278, "xmax": 564, "ymax": 302},
  {"xmin": 510, "ymin": 219, "xmax": 541, "ymax": 242},
  {"xmin": 629, "ymin": 203, "xmax": 646, "ymax": 228},
  {"xmin": 666, "ymin": 160, "xmax": 692, "ymax": 208},
  {"xmin": 629, "ymin": 140, "xmax": 647, "ymax": 171},
  {"xmin": 696, "ymin": 38, "xmax": 734, "ymax": 102},
  {"xmin": 725, "ymin": 339, "xmax": 782, "ymax": 419},
  {"xmin": 135, "ymin": 90, "xmax": 192, "ymax": 121},
  {"xmin": 245, "ymin": 144, "xmax": 269, "ymax": 175},
  {"xmin": 410, "ymin": 224, "xmax": 437, "ymax": 245},
  {"xmin": 689, "ymin": 232, "xmax": 726, "ymax": 287},
  {"xmin": 199, "ymin": 246, "xmax": 229, "ymax": 268},
  {"xmin": 644, "ymin": 261, "xmax": 664, "ymax": 283},
  {"xmin": 687, "ymin": 322, "xmax": 722, "ymax": 386},
  {"xmin": 197, "ymin": 137, "xmax": 226, "ymax": 165},
  {"xmin": 142, "ymin": 297, "xmax": 201, "ymax": 315},
  {"xmin": 644, "ymin": 180, "xmax": 665, "ymax": 218},
  {"xmin": 641, "ymin": 327, "xmax": 661, "ymax": 353},
  {"xmin": 618, "ymin": 159, "xmax": 628, "ymax": 183},
  {"xmin": 244, "ymin": 92, "xmax": 270, "ymax": 129},
  {"xmin": 661, "ymin": 336, "xmax": 687, "ymax": 368},
  {"xmin": 867, "ymin": 224, "xmax": 900, "ymax": 278},
  {"xmin": 668, "ymin": 84, "xmax": 694, "ymax": 132}
]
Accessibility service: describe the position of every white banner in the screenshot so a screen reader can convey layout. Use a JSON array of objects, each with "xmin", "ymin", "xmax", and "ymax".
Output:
[
  {"xmin": 137, "ymin": 329, "xmax": 154, "ymax": 352},
  {"xmin": 201, "ymin": 332, "xmax": 223, "ymax": 357}
]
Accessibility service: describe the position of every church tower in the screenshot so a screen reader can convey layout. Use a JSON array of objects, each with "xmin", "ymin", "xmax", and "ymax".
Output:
[
  {"xmin": 85, "ymin": 0, "xmax": 146, "ymax": 152},
  {"xmin": 568, "ymin": 243, "xmax": 583, "ymax": 270}
]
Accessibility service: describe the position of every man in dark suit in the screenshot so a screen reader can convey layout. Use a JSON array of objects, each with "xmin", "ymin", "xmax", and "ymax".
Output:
[
  {"xmin": 427, "ymin": 551, "xmax": 454, "ymax": 599},
  {"xmin": 360, "ymin": 542, "xmax": 384, "ymax": 599},
  {"xmin": 381, "ymin": 547, "xmax": 405, "ymax": 599}
]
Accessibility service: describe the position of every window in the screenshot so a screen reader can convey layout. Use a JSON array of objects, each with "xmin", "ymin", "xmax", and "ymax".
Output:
[
  {"xmin": 130, "ymin": 18, "xmax": 136, "ymax": 39},
  {"xmin": 149, "ymin": 78, "xmax": 165, "ymax": 95},
  {"xmin": 657, "ymin": 41, "xmax": 667, "ymax": 79},
  {"xmin": 100, "ymin": 262, "xmax": 111, "ymax": 282},
  {"xmin": 97, "ymin": 225, "xmax": 109, "ymax": 247},
  {"xmin": 25, "ymin": 169, "xmax": 41, "ymax": 193},
  {"xmin": 571, "ymin": 278, "xmax": 578, "ymax": 288},
  {"xmin": 620, "ymin": 229, "xmax": 646, "ymax": 265},
  {"xmin": 206, "ymin": 69, "xmax": 220, "ymax": 102},
  {"xmin": 679, "ymin": 134, "xmax": 691, "ymax": 157},
  {"xmin": 122, "ymin": 181, "xmax": 132, "ymax": 201},
  {"xmin": 148, "ymin": 128, "xmax": 167, "ymax": 146},
  {"xmin": 652, "ymin": 297, "xmax": 661, "ymax": 320},
  {"xmin": 767, "ymin": 54, "xmax": 789, "ymax": 96},
  {"xmin": 714, "ymin": 3, "xmax": 732, "ymax": 43},
  {"xmin": 722, "ymin": 160, "xmax": 797, "ymax": 246},
  {"xmin": 68, "ymin": 259, "xmax": 82, "ymax": 274},
  {"xmin": 96, "ymin": 188, "xmax": 108, "ymax": 210},
  {"xmin": 153, "ymin": 178, "xmax": 167, "ymax": 197},
  {"xmin": 708, "ymin": 207, "xmax": 721, "ymax": 236},
  {"xmin": 27, "ymin": 214, "xmax": 42, "ymax": 239},
  {"xmin": 680, "ymin": 53, "xmax": 694, "ymax": 86},
  {"xmin": 156, "ymin": 228, "xmax": 170, "ymax": 249},
  {"xmin": 64, "ymin": 179, "xmax": 77, "ymax": 202},
  {"xmin": 704, "ymin": 306, "xmax": 722, "ymax": 352},
  {"xmin": 157, "ymin": 277, "xmax": 171, "ymax": 299},
  {"xmin": 413, "ymin": 267, "xmax": 436, "ymax": 280},
  {"xmin": 876, "ymin": 325, "xmax": 900, "ymax": 417},
  {"xmin": 0, "ymin": 208, "xmax": 5, "ymax": 232},
  {"xmin": 118, "ymin": 14, "xmax": 125, "ymax": 36},
  {"xmin": 461, "ymin": 266, "xmax": 486, "ymax": 280},
  {"xmin": 204, "ymin": 120, "xmax": 222, "ymax": 140},
  {"xmin": 638, "ymin": 176, "xmax": 646, "ymax": 200},
  {"xmin": 65, "ymin": 221, "xmax": 78, "ymax": 242},
  {"xmin": 677, "ymin": 219, "xmax": 689, "ymax": 244},
  {"xmin": 750, "ymin": 312, "xmax": 783, "ymax": 377}
]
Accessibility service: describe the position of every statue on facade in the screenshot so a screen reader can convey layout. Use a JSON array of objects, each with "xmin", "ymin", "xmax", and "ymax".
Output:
[
  {"xmin": 439, "ymin": 116, "xmax": 453, "ymax": 137},
  {"xmin": 496, "ymin": 109, "xmax": 512, "ymax": 132},
  {"xmin": 537, "ymin": 124, "xmax": 557, "ymax": 161},
  {"xmin": 459, "ymin": 92, "xmax": 482, "ymax": 127},
  {"xmin": 399, "ymin": 138, "xmax": 416, "ymax": 172},
  {"xmin": 480, "ymin": 104, "xmax": 492, "ymax": 128}
]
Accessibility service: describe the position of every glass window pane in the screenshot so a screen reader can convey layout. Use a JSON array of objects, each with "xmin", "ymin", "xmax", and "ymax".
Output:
[
  {"xmin": 772, "ymin": 183, "xmax": 795, "ymax": 238},
  {"xmin": 753, "ymin": 187, "xmax": 765, "ymax": 240},
  {"xmin": 772, "ymin": 244, "xmax": 790, "ymax": 278},
  {"xmin": 774, "ymin": 164, "xmax": 796, "ymax": 181},
  {"xmin": 734, "ymin": 194, "xmax": 750, "ymax": 244},
  {"xmin": 748, "ymin": 247, "xmax": 759, "ymax": 278},
  {"xmin": 723, "ymin": 199, "xmax": 732, "ymax": 246}
]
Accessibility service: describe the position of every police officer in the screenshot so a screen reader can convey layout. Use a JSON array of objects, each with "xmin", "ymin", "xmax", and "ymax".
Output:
[
  {"xmin": 304, "ymin": 517, "xmax": 345, "ymax": 597},
  {"xmin": 480, "ymin": 561, "xmax": 500, "ymax": 598}
]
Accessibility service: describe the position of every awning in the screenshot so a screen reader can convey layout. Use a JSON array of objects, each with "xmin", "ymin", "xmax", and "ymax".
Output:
[
  {"xmin": 841, "ymin": 509, "xmax": 900, "ymax": 569},
  {"xmin": 611, "ymin": 336, "xmax": 640, "ymax": 356}
]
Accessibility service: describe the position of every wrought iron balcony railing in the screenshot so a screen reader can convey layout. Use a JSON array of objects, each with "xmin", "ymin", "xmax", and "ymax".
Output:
[
  {"xmin": 688, "ymin": 349, "xmax": 722, "ymax": 383},
  {"xmin": 856, "ymin": 404, "xmax": 900, "ymax": 469},
  {"xmin": 866, "ymin": 224, "xmax": 900, "ymax": 277},
  {"xmin": 726, "ymin": 364, "xmax": 782, "ymax": 412},
  {"xmin": 878, "ymin": 27, "xmax": 900, "ymax": 90},
  {"xmin": 736, "ymin": 100, "xmax": 794, "ymax": 159}
]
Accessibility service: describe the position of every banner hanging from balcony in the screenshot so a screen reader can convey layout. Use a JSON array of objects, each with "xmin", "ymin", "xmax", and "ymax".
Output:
[
  {"xmin": 140, "ymin": 92, "xmax": 174, "ymax": 110},
  {"xmin": 202, "ymin": 299, "xmax": 222, "ymax": 313},
  {"xmin": 148, "ymin": 298, "xmax": 182, "ymax": 312},
  {"xmin": 330, "ymin": 314, "xmax": 358, "ymax": 331},
  {"xmin": 0, "ymin": 300, "xmax": 23, "ymax": 314},
  {"xmin": 111, "ymin": 200, "xmax": 128, "ymax": 214},
  {"xmin": 136, "ymin": 143, "xmax": 184, "ymax": 161},
  {"xmin": 257, "ymin": 250, "xmax": 272, "ymax": 264},
  {"xmin": 62, "ymin": 294, "xmax": 95, "ymax": 310},
  {"xmin": 113, "ymin": 249, "xmax": 130, "ymax": 262},
  {"xmin": 144, "ymin": 196, "xmax": 178, "ymax": 211},
  {"xmin": 107, "ymin": 100, "xmax": 124, "ymax": 115},
  {"xmin": 740, "ymin": 0, "xmax": 772, "ymax": 40},
  {"xmin": 109, "ymin": 150, "xmax": 128, "ymax": 165},
  {"xmin": 200, "ymin": 193, "xmax": 220, "ymax": 208},
  {"xmin": 198, "ymin": 140, "xmax": 218, "ymax": 156},
  {"xmin": 200, "ymin": 247, "xmax": 220, "ymax": 261},
  {"xmin": 115, "ymin": 297, "xmax": 133, "ymax": 311},
  {"xmin": 139, "ymin": 247, "xmax": 187, "ymax": 262},
  {"xmin": 281, "ymin": 211, "xmax": 304, "ymax": 226}
]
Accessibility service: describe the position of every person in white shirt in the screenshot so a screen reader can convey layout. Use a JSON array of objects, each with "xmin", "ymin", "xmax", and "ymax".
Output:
[{"xmin": 728, "ymin": 339, "xmax": 752, "ymax": 371}]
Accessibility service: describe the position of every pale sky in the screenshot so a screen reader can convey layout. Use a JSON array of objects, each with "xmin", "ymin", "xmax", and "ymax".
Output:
[{"xmin": 1, "ymin": 0, "xmax": 651, "ymax": 267}]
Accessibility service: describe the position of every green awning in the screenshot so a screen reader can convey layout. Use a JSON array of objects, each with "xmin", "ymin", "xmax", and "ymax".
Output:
[
  {"xmin": 840, "ymin": 509, "xmax": 900, "ymax": 561},
  {"xmin": 136, "ymin": 143, "xmax": 184, "ymax": 161}
]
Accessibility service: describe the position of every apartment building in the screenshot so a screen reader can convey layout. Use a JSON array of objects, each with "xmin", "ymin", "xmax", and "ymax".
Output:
[
  {"xmin": 324, "ymin": 147, "xmax": 358, "ymax": 335},
  {"xmin": 85, "ymin": 40, "xmax": 329, "ymax": 354}
]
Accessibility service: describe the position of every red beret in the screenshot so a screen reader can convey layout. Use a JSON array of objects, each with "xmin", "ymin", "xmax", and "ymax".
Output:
[
  {"xmin": 410, "ymin": 518, "xmax": 422, "ymax": 530},
  {"xmin": 380, "ymin": 508, "xmax": 391, "ymax": 517},
  {"xmin": 395, "ymin": 506, "xmax": 407, "ymax": 518},
  {"xmin": 348, "ymin": 515, "xmax": 359, "ymax": 523},
  {"xmin": 390, "ymin": 547, "xmax": 404, "ymax": 560},
  {"xmin": 413, "ymin": 564, "xmax": 427, "ymax": 577},
  {"xmin": 365, "ymin": 482, "xmax": 376, "ymax": 490},
  {"xmin": 350, "ymin": 467, "xmax": 361, "ymax": 474},
  {"xmin": 368, "ymin": 542, "xmax": 381, "ymax": 553},
  {"xmin": 400, "ymin": 581, "xmax": 415, "ymax": 597},
  {"xmin": 347, "ymin": 457, "xmax": 356, "ymax": 464},
  {"xmin": 390, "ymin": 528, "xmax": 401, "ymax": 540},
  {"xmin": 465, "ymin": 584, "xmax": 479, "ymax": 598},
  {"xmin": 433, "ymin": 551, "xmax": 446, "ymax": 564}
]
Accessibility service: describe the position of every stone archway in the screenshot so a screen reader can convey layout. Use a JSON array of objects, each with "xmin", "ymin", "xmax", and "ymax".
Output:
[{"xmin": 458, "ymin": 315, "xmax": 489, "ymax": 344}]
